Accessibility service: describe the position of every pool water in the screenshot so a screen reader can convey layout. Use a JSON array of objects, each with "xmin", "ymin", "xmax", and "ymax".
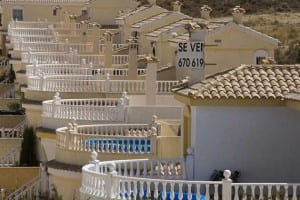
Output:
[{"xmin": 85, "ymin": 138, "xmax": 152, "ymax": 153}]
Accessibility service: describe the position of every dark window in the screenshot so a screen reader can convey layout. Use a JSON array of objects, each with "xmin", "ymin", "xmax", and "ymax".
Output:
[
  {"xmin": 53, "ymin": 9, "xmax": 57, "ymax": 16},
  {"xmin": 82, "ymin": 9, "xmax": 88, "ymax": 15},
  {"xmin": 256, "ymin": 56, "xmax": 265, "ymax": 64},
  {"xmin": 12, "ymin": 9, "xmax": 23, "ymax": 21}
]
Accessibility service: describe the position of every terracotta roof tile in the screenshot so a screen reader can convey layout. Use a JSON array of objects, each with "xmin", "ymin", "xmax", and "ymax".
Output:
[{"xmin": 174, "ymin": 64, "xmax": 300, "ymax": 100}]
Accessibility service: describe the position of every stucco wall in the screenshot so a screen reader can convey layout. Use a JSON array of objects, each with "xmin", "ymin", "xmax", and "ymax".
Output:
[
  {"xmin": 191, "ymin": 106, "xmax": 300, "ymax": 182},
  {"xmin": 0, "ymin": 138, "xmax": 22, "ymax": 157},
  {"xmin": 0, "ymin": 167, "xmax": 39, "ymax": 194}
]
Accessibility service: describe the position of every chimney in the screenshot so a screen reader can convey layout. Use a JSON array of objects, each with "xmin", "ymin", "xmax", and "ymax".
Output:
[
  {"xmin": 172, "ymin": 1, "xmax": 183, "ymax": 12},
  {"xmin": 231, "ymin": 6, "xmax": 245, "ymax": 24},
  {"xmin": 200, "ymin": 5, "xmax": 212, "ymax": 20},
  {"xmin": 148, "ymin": 0, "xmax": 156, "ymax": 5}
]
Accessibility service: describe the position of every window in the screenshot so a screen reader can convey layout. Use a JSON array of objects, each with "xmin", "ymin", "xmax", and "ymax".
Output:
[
  {"xmin": 12, "ymin": 9, "xmax": 23, "ymax": 21},
  {"xmin": 254, "ymin": 50, "xmax": 268, "ymax": 64},
  {"xmin": 52, "ymin": 9, "xmax": 57, "ymax": 16},
  {"xmin": 256, "ymin": 56, "xmax": 265, "ymax": 64},
  {"xmin": 81, "ymin": 8, "xmax": 88, "ymax": 16}
]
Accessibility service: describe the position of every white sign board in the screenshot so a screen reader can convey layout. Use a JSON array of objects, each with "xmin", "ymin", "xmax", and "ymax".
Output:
[
  {"xmin": 176, "ymin": 41, "xmax": 205, "ymax": 83},
  {"xmin": 176, "ymin": 42, "xmax": 204, "ymax": 69}
]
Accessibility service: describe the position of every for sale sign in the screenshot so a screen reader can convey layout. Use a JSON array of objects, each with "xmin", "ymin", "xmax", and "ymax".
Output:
[
  {"xmin": 176, "ymin": 41, "xmax": 205, "ymax": 83},
  {"xmin": 177, "ymin": 42, "xmax": 204, "ymax": 68}
]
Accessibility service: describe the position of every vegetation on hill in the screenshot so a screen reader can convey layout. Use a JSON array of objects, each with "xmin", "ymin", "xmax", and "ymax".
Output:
[{"xmin": 139, "ymin": 0, "xmax": 300, "ymax": 17}]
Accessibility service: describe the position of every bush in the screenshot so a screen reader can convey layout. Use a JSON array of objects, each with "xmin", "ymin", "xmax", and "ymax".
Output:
[
  {"xmin": 19, "ymin": 127, "xmax": 38, "ymax": 166},
  {"xmin": 7, "ymin": 102, "xmax": 21, "ymax": 111}
]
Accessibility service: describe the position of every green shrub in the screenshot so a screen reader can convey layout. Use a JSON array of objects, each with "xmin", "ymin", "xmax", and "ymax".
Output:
[{"xmin": 19, "ymin": 127, "xmax": 38, "ymax": 166}]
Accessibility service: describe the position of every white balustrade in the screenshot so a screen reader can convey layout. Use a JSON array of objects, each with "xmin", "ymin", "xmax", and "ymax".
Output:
[
  {"xmin": 26, "ymin": 63, "xmax": 146, "ymax": 76},
  {"xmin": 112, "ymin": 55, "xmax": 128, "ymax": 66},
  {"xmin": 28, "ymin": 75, "xmax": 147, "ymax": 93},
  {"xmin": 13, "ymin": 41, "xmax": 94, "ymax": 53},
  {"xmin": 22, "ymin": 51, "xmax": 104, "ymax": 65},
  {"xmin": 0, "ymin": 120, "xmax": 27, "ymax": 138},
  {"xmin": 42, "ymin": 98, "xmax": 127, "ymax": 121},
  {"xmin": 10, "ymin": 35, "xmax": 55, "ymax": 43},
  {"xmin": 156, "ymin": 81, "xmax": 179, "ymax": 93},
  {"xmin": 28, "ymin": 75, "xmax": 177, "ymax": 93},
  {"xmin": 81, "ymin": 159, "xmax": 300, "ymax": 200},
  {"xmin": 56, "ymin": 123, "xmax": 158, "ymax": 154},
  {"xmin": 80, "ymin": 158, "xmax": 192, "ymax": 200}
]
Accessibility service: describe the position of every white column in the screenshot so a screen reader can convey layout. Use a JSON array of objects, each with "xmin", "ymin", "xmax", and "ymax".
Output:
[
  {"xmin": 222, "ymin": 170, "xmax": 232, "ymax": 200},
  {"xmin": 104, "ymin": 31, "xmax": 113, "ymax": 68},
  {"xmin": 145, "ymin": 57, "xmax": 158, "ymax": 105},
  {"xmin": 128, "ymin": 38, "xmax": 138, "ymax": 79}
]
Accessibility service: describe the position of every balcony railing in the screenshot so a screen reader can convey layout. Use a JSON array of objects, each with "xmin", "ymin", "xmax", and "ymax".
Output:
[
  {"xmin": 80, "ymin": 157, "xmax": 187, "ymax": 200},
  {"xmin": 56, "ymin": 123, "xmax": 158, "ymax": 154},
  {"xmin": 10, "ymin": 35, "xmax": 55, "ymax": 43},
  {"xmin": 28, "ymin": 75, "xmax": 178, "ymax": 93},
  {"xmin": 26, "ymin": 63, "xmax": 146, "ymax": 76},
  {"xmin": 13, "ymin": 41, "xmax": 94, "ymax": 53},
  {"xmin": 21, "ymin": 51, "xmax": 105, "ymax": 66},
  {"xmin": 80, "ymin": 157, "xmax": 300, "ymax": 200},
  {"xmin": 42, "ymin": 97, "xmax": 127, "ymax": 121}
]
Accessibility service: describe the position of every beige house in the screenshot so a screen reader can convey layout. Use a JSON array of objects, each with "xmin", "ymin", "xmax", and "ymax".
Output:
[{"xmin": 173, "ymin": 64, "xmax": 300, "ymax": 182}]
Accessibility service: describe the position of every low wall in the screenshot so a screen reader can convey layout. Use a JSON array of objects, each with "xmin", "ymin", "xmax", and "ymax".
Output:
[
  {"xmin": 0, "ymin": 167, "xmax": 39, "ymax": 194},
  {"xmin": 55, "ymin": 147, "xmax": 156, "ymax": 166},
  {"xmin": 157, "ymin": 136, "xmax": 183, "ymax": 158},
  {"xmin": 126, "ymin": 106, "xmax": 182, "ymax": 123},
  {"xmin": 0, "ymin": 98, "xmax": 21, "ymax": 110},
  {"xmin": 0, "ymin": 138, "xmax": 22, "ymax": 157},
  {"xmin": 0, "ymin": 115, "xmax": 25, "ymax": 128}
]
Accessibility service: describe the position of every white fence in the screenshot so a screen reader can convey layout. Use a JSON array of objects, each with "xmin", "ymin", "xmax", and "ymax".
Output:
[
  {"xmin": 21, "ymin": 51, "xmax": 105, "ymax": 66},
  {"xmin": 80, "ymin": 157, "xmax": 300, "ymax": 200},
  {"xmin": 0, "ymin": 119, "xmax": 27, "ymax": 138},
  {"xmin": 56, "ymin": 123, "xmax": 158, "ymax": 154},
  {"xmin": 42, "ymin": 97, "xmax": 127, "ymax": 121},
  {"xmin": 13, "ymin": 41, "xmax": 94, "ymax": 53},
  {"xmin": 28, "ymin": 75, "xmax": 178, "ymax": 93},
  {"xmin": 80, "ymin": 157, "xmax": 187, "ymax": 200},
  {"xmin": 26, "ymin": 63, "xmax": 146, "ymax": 76}
]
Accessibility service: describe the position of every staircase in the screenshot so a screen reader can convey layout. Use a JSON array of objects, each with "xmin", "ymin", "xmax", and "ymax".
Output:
[
  {"xmin": 6, "ymin": 176, "xmax": 41, "ymax": 200},
  {"xmin": 0, "ymin": 118, "xmax": 28, "ymax": 138}
]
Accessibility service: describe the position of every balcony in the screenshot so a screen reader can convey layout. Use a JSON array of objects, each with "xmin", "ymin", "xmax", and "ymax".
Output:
[
  {"xmin": 54, "ymin": 119, "xmax": 182, "ymax": 165},
  {"xmin": 26, "ymin": 63, "xmax": 146, "ymax": 76},
  {"xmin": 80, "ymin": 157, "xmax": 300, "ymax": 200}
]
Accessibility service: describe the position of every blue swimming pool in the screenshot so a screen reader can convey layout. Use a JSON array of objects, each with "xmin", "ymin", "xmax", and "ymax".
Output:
[{"xmin": 85, "ymin": 138, "xmax": 152, "ymax": 153}]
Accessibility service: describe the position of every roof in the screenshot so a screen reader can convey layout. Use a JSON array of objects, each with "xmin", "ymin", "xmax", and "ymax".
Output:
[
  {"xmin": 174, "ymin": 65, "xmax": 300, "ymax": 100},
  {"xmin": 115, "ymin": 5, "xmax": 151, "ymax": 20},
  {"xmin": 115, "ymin": 4, "xmax": 167, "ymax": 21},
  {"xmin": 132, "ymin": 12, "xmax": 171, "ymax": 29},
  {"xmin": 168, "ymin": 21, "xmax": 279, "ymax": 46},
  {"xmin": 146, "ymin": 18, "xmax": 192, "ymax": 38}
]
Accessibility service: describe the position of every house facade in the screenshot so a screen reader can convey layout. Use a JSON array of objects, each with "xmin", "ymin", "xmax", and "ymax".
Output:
[{"xmin": 174, "ymin": 64, "xmax": 300, "ymax": 182}]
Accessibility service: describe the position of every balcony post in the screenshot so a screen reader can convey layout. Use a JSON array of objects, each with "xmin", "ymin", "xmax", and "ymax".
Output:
[
  {"xmin": 222, "ymin": 170, "xmax": 232, "ymax": 200},
  {"xmin": 128, "ymin": 38, "xmax": 138, "ymax": 79},
  {"xmin": 145, "ymin": 56, "xmax": 158, "ymax": 105},
  {"xmin": 104, "ymin": 31, "xmax": 113, "ymax": 68},
  {"xmin": 106, "ymin": 163, "xmax": 118, "ymax": 199},
  {"xmin": 105, "ymin": 73, "xmax": 110, "ymax": 92}
]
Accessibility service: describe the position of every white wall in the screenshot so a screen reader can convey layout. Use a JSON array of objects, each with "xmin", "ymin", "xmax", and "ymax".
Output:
[{"xmin": 191, "ymin": 106, "xmax": 300, "ymax": 182}]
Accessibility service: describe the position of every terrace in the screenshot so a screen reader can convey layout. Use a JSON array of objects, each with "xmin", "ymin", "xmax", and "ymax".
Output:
[
  {"xmin": 80, "ymin": 156, "xmax": 300, "ymax": 200},
  {"xmin": 53, "ymin": 116, "xmax": 182, "ymax": 165}
]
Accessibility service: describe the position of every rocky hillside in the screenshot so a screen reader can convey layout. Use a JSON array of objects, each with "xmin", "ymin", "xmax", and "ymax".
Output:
[{"xmin": 139, "ymin": 0, "xmax": 300, "ymax": 17}]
